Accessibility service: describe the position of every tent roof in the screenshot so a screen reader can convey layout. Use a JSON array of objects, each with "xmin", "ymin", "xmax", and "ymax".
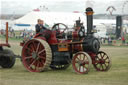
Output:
[{"xmin": 14, "ymin": 11, "xmax": 87, "ymax": 26}]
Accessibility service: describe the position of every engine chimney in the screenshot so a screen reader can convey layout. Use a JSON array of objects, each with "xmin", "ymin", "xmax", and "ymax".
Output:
[{"xmin": 85, "ymin": 7, "xmax": 94, "ymax": 36}]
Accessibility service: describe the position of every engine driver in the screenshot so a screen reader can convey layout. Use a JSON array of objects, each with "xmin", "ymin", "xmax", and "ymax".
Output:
[{"xmin": 35, "ymin": 19, "xmax": 47, "ymax": 34}]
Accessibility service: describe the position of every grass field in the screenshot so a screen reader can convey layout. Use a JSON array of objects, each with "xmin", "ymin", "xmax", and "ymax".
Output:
[{"xmin": 0, "ymin": 38, "xmax": 128, "ymax": 85}]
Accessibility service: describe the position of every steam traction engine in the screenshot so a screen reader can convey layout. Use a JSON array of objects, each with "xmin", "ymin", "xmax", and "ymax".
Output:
[{"xmin": 20, "ymin": 8, "xmax": 111, "ymax": 74}]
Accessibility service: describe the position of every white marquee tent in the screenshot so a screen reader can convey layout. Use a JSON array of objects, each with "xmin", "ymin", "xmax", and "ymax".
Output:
[
  {"xmin": 14, "ymin": 11, "xmax": 87, "ymax": 30},
  {"xmin": 7, "ymin": 11, "xmax": 128, "ymax": 37}
]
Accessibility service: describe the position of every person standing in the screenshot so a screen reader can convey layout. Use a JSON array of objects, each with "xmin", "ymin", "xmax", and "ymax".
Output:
[{"xmin": 121, "ymin": 36, "xmax": 125, "ymax": 44}]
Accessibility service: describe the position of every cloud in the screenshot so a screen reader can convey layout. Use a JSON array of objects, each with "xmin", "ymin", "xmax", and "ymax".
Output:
[{"xmin": 1, "ymin": 0, "xmax": 128, "ymax": 14}]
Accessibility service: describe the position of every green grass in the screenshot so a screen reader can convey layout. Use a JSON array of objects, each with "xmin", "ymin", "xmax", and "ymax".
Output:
[
  {"xmin": 0, "ymin": 35, "xmax": 23, "ymax": 41},
  {"xmin": 0, "ymin": 39, "xmax": 128, "ymax": 85}
]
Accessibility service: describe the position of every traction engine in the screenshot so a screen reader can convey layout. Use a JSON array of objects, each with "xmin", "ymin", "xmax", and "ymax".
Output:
[{"xmin": 20, "ymin": 8, "xmax": 111, "ymax": 74}]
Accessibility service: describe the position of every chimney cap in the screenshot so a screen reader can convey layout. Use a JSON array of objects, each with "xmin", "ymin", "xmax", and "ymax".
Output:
[{"xmin": 86, "ymin": 7, "xmax": 93, "ymax": 12}]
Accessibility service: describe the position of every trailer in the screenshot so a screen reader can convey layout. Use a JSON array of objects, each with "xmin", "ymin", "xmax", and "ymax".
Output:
[{"xmin": 0, "ymin": 22, "xmax": 16, "ymax": 68}]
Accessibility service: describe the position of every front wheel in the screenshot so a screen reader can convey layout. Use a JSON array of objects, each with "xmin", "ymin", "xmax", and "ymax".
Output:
[
  {"xmin": 93, "ymin": 51, "xmax": 111, "ymax": 71},
  {"xmin": 72, "ymin": 52, "xmax": 92, "ymax": 74}
]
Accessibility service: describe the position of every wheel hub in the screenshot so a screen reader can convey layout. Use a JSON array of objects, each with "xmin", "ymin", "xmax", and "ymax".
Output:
[
  {"xmin": 99, "ymin": 59, "xmax": 105, "ymax": 64},
  {"xmin": 32, "ymin": 52, "xmax": 38, "ymax": 59},
  {"xmin": 79, "ymin": 61, "xmax": 86, "ymax": 66}
]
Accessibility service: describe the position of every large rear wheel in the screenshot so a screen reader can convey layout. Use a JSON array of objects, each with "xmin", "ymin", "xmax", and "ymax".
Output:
[{"xmin": 22, "ymin": 39, "xmax": 52, "ymax": 72}]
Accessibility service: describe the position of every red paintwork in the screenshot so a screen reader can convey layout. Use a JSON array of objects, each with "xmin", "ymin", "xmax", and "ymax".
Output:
[
  {"xmin": 72, "ymin": 27, "xmax": 81, "ymax": 40},
  {"xmin": 88, "ymin": 52, "xmax": 96, "ymax": 64},
  {"xmin": 0, "ymin": 43, "xmax": 10, "ymax": 47},
  {"xmin": 47, "ymin": 31, "xmax": 58, "ymax": 44},
  {"xmin": 0, "ymin": 22, "xmax": 10, "ymax": 48},
  {"xmin": 72, "ymin": 31, "xmax": 79, "ymax": 39},
  {"xmin": 34, "ymin": 30, "xmax": 58, "ymax": 44}
]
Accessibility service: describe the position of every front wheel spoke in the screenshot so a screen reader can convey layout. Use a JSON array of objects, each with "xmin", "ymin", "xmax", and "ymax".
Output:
[
  {"xmin": 76, "ymin": 57, "xmax": 81, "ymax": 61},
  {"xmin": 105, "ymin": 61, "xmax": 110, "ymax": 63},
  {"xmin": 78, "ymin": 66, "xmax": 81, "ymax": 71},
  {"xmin": 104, "ymin": 56, "xmax": 108, "ymax": 60},
  {"xmin": 100, "ymin": 53, "xmax": 104, "ymax": 59},
  {"xmin": 82, "ymin": 66, "xmax": 85, "ymax": 72},
  {"xmin": 96, "ymin": 63, "xmax": 100, "ymax": 66},
  {"xmin": 84, "ymin": 60, "xmax": 89, "ymax": 64},
  {"xmin": 100, "ymin": 53, "xmax": 102, "ymax": 58},
  {"xmin": 75, "ymin": 60, "xmax": 79, "ymax": 63},
  {"xmin": 97, "ymin": 56, "xmax": 101, "ymax": 60},
  {"xmin": 102, "ymin": 53, "xmax": 105, "ymax": 58},
  {"xmin": 83, "ymin": 56, "xmax": 85, "ymax": 61},
  {"xmin": 104, "ymin": 63, "xmax": 107, "ymax": 68},
  {"xmin": 80, "ymin": 55, "xmax": 82, "ymax": 60},
  {"xmin": 83, "ymin": 65, "xmax": 88, "ymax": 71},
  {"xmin": 100, "ymin": 64, "xmax": 104, "ymax": 70},
  {"xmin": 95, "ymin": 62, "xmax": 98, "ymax": 65},
  {"xmin": 95, "ymin": 59, "xmax": 100, "ymax": 63}
]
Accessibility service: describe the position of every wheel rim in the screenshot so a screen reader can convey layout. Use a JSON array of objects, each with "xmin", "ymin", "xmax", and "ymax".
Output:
[
  {"xmin": 72, "ymin": 52, "xmax": 92, "ymax": 74},
  {"xmin": 93, "ymin": 51, "xmax": 111, "ymax": 71},
  {"xmin": 22, "ymin": 39, "xmax": 51, "ymax": 72}
]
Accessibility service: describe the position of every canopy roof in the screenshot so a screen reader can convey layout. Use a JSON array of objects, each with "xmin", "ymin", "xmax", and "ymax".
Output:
[{"xmin": 14, "ymin": 11, "xmax": 87, "ymax": 27}]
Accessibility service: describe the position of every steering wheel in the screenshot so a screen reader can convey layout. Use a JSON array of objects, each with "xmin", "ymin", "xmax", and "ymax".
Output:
[
  {"xmin": 52, "ymin": 23, "xmax": 68, "ymax": 34},
  {"xmin": 52, "ymin": 23, "xmax": 68, "ymax": 38}
]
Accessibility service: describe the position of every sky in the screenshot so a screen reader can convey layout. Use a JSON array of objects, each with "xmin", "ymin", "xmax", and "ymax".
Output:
[{"xmin": 0, "ymin": 0, "xmax": 128, "ymax": 14}]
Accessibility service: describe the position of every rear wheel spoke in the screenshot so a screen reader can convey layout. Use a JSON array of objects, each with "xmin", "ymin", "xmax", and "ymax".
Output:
[
  {"xmin": 38, "ymin": 49, "xmax": 45, "ymax": 55},
  {"xmin": 30, "ymin": 45, "xmax": 35, "ymax": 52},
  {"xmin": 36, "ymin": 43, "xmax": 40, "ymax": 53},
  {"xmin": 32, "ymin": 41, "xmax": 36, "ymax": 51},
  {"xmin": 24, "ymin": 56, "xmax": 32, "ymax": 60},
  {"xmin": 29, "ymin": 60, "xmax": 36, "ymax": 69},
  {"xmin": 39, "ymin": 56, "xmax": 46, "ymax": 60},
  {"xmin": 25, "ymin": 47, "xmax": 33, "ymax": 52}
]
